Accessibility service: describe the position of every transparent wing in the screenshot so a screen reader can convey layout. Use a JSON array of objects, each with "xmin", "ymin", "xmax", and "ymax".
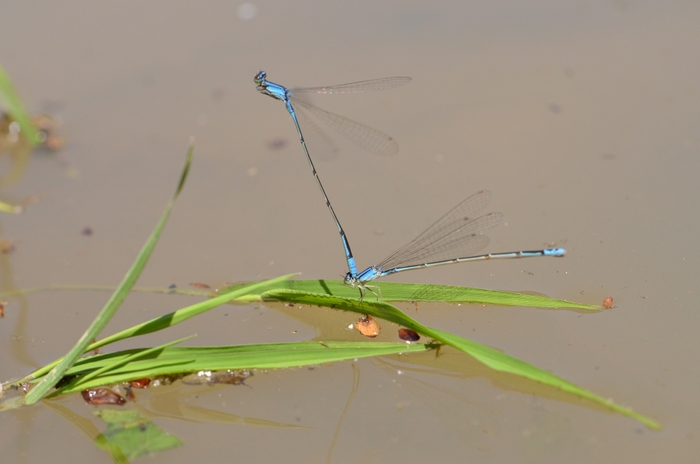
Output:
[
  {"xmin": 294, "ymin": 108, "xmax": 340, "ymax": 161},
  {"xmin": 377, "ymin": 191, "xmax": 503, "ymax": 270},
  {"xmin": 291, "ymin": 98, "xmax": 399, "ymax": 156},
  {"xmin": 290, "ymin": 76, "xmax": 412, "ymax": 95}
]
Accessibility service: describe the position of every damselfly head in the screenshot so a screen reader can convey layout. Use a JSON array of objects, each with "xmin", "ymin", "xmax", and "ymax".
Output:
[
  {"xmin": 343, "ymin": 272, "xmax": 355, "ymax": 286},
  {"xmin": 254, "ymin": 71, "xmax": 267, "ymax": 85}
]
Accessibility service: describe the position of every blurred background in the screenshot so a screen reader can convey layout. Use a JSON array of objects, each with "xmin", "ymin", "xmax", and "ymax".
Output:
[{"xmin": 0, "ymin": 1, "xmax": 698, "ymax": 462}]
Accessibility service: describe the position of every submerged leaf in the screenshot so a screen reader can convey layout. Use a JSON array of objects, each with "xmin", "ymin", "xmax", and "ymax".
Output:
[{"xmin": 94, "ymin": 409, "xmax": 182, "ymax": 460}]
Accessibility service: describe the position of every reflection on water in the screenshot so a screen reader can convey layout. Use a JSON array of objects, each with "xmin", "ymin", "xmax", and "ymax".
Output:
[
  {"xmin": 374, "ymin": 354, "xmax": 502, "ymax": 453},
  {"xmin": 0, "ymin": 112, "xmax": 64, "ymax": 186}
]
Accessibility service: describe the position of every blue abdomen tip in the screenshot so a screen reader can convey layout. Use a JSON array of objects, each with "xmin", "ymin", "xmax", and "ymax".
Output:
[{"xmin": 545, "ymin": 248, "xmax": 566, "ymax": 256}]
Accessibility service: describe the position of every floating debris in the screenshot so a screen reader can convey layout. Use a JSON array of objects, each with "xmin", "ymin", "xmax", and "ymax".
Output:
[
  {"xmin": 355, "ymin": 315, "xmax": 381, "ymax": 338},
  {"xmin": 180, "ymin": 370, "xmax": 252, "ymax": 386},
  {"xmin": 81, "ymin": 387, "xmax": 127, "ymax": 405},
  {"xmin": 398, "ymin": 328, "xmax": 420, "ymax": 342},
  {"xmin": 603, "ymin": 297, "xmax": 614, "ymax": 309}
]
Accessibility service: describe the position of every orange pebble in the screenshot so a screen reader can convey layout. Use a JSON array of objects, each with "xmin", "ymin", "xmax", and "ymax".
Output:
[{"xmin": 355, "ymin": 315, "xmax": 381, "ymax": 338}]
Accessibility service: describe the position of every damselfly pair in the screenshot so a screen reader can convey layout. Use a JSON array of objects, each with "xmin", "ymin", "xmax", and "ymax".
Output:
[{"xmin": 254, "ymin": 71, "xmax": 564, "ymax": 298}]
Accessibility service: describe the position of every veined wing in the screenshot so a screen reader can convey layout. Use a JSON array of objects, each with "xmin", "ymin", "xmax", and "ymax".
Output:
[
  {"xmin": 377, "ymin": 191, "xmax": 503, "ymax": 270},
  {"xmin": 291, "ymin": 76, "xmax": 412, "ymax": 95}
]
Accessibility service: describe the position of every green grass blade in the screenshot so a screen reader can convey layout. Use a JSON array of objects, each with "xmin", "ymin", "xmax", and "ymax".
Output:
[
  {"xmin": 262, "ymin": 289, "xmax": 660, "ymax": 430},
  {"xmin": 21, "ymin": 274, "xmax": 297, "ymax": 384},
  {"xmin": 38, "ymin": 342, "xmax": 433, "ymax": 394},
  {"xmin": 51, "ymin": 335, "xmax": 196, "ymax": 396},
  {"xmin": 87, "ymin": 274, "xmax": 297, "ymax": 351},
  {"xmin": 0, "ymin": 65, "xmax": 40, "ymax": 146},
  {"xmin": 224, "ymin": 279, "xmax": 600, "ymax": 310},
  {"xmin": 24, "ymin": 145, "xmax": 194, "ymax": 405}
]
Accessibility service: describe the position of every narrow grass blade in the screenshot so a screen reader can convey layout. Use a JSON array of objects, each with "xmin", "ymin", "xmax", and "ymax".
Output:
[
  {"xmin": 261, "ymin": 289, "xmax": 661, "ymax": 430},
  {"xmin": 0, "ymin": 65, "xmax": 40, "ymax": 146},
  {"xmin": 20, "ymin": 274, "xmax": 297, "ymax": 384},
  {"xmin": 87, "ymin": 274, "xmax": 296, "ymax": 350},
  {"xmin": 24, "ymin": 145, "xmax": 194, "ymax": 404},
  {"xmin": 50, "ymin": 335, "xmax": 196, "ymax": 396},
  {"xmin": 36, "ymin": 342, "xmax": 433, "ymax": 394},
  {"xmin": 224, "ymin": 279, "xmax": 600, "ymax": 310}
]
